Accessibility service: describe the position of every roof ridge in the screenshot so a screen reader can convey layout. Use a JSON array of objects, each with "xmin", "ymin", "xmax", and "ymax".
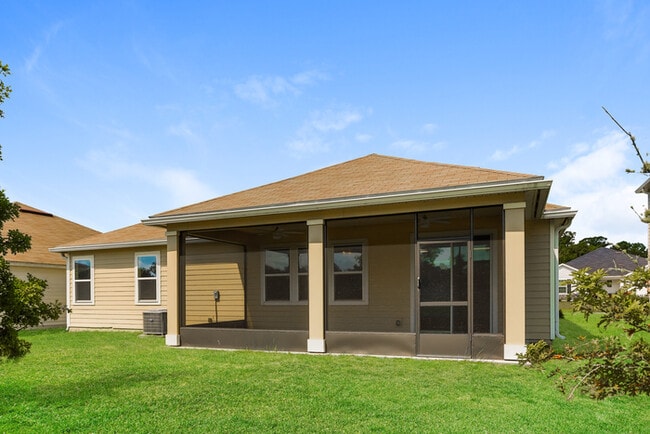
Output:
[{"xmin": 15, "ymin": 201, "xmax": 99, "ymax": 232}]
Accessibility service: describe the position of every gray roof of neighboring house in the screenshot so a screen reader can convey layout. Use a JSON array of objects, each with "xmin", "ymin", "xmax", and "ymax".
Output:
[{"xmin": 565, "ymin": 247, "xmax": 648, "ymax": 276}]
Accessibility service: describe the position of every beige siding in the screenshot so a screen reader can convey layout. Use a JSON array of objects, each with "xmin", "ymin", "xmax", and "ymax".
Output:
[
  {"xmin": 185, "ymin": 241, "xmax": 245, "ymax": 326},
  {"xmin": 525, "ymin": 219, "xmax": 552, "ymax": 341},
  {"xmin": 68, "ymin": 247, "xmax": 167, "ymax": 330},
  {"xmin": 245, "ymin": 247, "xmax": 309, "ymax": 330},
  {"xmin": 327, "ymin": 218, "xmax": 413, "ymax": 333},
  {"xmin": 10, "ymin": 264, "xmax": 67, "ymax": 327}
]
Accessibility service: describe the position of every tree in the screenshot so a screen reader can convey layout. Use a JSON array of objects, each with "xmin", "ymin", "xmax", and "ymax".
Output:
[
  {"xmin": 611, "ymin": 240, "xmax": 648, "ymax": 258},
  {"xmin": 559, "ymin": 231, "xmax": 610, "ymax": 263},
  {"xmin": 520, "ymin": 266, "xmax": 650, "ymax": 399},
  {"xmin": 559, "ymin": 231, "xmax": 647, "ymax": 263},
  {"xmin": 0, "ymin": 60, "xmax": 66, "ymax": 361}
]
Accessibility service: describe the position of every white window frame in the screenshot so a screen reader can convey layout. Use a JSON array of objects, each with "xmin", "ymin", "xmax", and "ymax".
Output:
[
  {"xmin": 135, "ymin": 252, "xmax": 161, "ymax": 305},
  {"xmin": 72, "ymin": 255, "xmax": 94, "ymax": 305},
  {"xmin": 328, "ymin": 240, "xmax": 368, "ymax": 305},
  {"xmin": 261, "ymin": 246, "xmax": 308, "ymax": 305}
]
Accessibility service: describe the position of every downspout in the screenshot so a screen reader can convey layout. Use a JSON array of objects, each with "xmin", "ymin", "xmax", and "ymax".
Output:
[
  {"xmin": 552, "ymin": 219, "xmax": 571, "ymax": 339},
  {"xmin": 63, "ymin": 253, "xmax": 71, "ymax": 331}
]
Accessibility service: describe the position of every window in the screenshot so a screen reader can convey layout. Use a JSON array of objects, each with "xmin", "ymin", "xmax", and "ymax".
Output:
[
  {"xmin": 136, "ymin": 252, "xmax": 160, "ymax": 304},
  {"xmin": 73, "ymin": 256, "xmax": 93, "ymax": 304},
  {"xmin": 330, "ymin": 243, "xmax": 367, "ymax": 304},
  {"xmin": 262, "ymin": 247, "xmax": 308, "ymax": 304}
]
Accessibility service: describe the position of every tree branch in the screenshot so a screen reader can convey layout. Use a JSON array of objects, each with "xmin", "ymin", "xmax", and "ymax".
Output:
[{"xmin": 602, "ymin": 106, "xmax": 649, "ymax": 173}]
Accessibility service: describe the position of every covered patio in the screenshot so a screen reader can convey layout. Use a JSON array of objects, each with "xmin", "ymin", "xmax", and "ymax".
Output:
[{"xmin": 144, "ymin": 154, "xmax": 574, "ymax": 360}]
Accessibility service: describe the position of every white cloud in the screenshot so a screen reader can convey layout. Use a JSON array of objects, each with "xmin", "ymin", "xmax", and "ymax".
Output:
[
  {"xmin": 80, "ymin": 147, "xmax": 216, "ymax": 208},
  {"xmin": 291, "ymin": 69, "xmax": 329, "ymax": 85},
  {"xmin": 391, "ymin": 139, "xmax": 428, "ymax": 153},
  {"xmin": 421, "ymin": 123, "xmax": 438, "ymax": 135},
  {"xmin": 491, "ymin": 130, "xmax": 556, "ymax": 161},
  {"xmin": 234, "ymin": 70, "xmax": 328, "ymax": 107},
  {"xmin": 355, "ymin": 133, "xmax": 373, "ymax": 143},
  {"xmin": 166, "ymin": 121, "xmax": 204, "ymax": 145},
  {"xmin": 287, "ymin": 136, "xmax": 328, "ymax": 154},
  {"xmin": 234, "ymin": 76, "xmax": 297, "ymax": 106},
  {"xmin": 287, "ymin": 108, "xmax": 365, "ymax": 154},
  {"xmin": 153, "ymin": 168, "xmax": 216, "ymax": 206},
  {"xmin": 308, "ymin": 109, "xmax": 362, "ymax": 132},
  {"xmin": 390, "ymin": 139, "xmax": 445, "ymax": 154},
  {"xmin": 25, "ymin": 21, "xmax": 65, "ymax": 73},
  {"xmin": 548, "ymin": 131, "xmax": 648, "ymax": 244}
]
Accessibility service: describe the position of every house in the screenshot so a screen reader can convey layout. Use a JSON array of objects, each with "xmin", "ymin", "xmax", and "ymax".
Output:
[
  {"xmin": 53, "ymin": 154, "xmax": 576, "ymax": 360},
  {"xmin": 50, "ymin": 223, "xmax": 168, "ymax": 330},
  {"xmin": 5, "ymin": 203, "xmax": 100, "ymax": 327},
  {"xmin": 559, "ymin": 247, "xmax": 648, "ymax": 296},
  {"xmin": 636, "ymin": 178, "xmax": 650, "ymax": 259}
]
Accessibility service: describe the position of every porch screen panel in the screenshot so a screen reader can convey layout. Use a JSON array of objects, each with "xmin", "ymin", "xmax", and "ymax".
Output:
[
  {"xmin": 183, "ymin": 238, "xmax": 246, "ymax": 328},
  {"xmin": 419, "ymin": 241, "xmax": 469, "ymax": 334},
  {"xmin": 326, "ymin": 214, "xmax": 414, "ymax": 333},
  {"xmin": 472, "ymin": 206, "xmax": 504, "ymax": 334}
]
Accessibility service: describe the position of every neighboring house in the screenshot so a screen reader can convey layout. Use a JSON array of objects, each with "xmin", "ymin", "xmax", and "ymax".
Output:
[
  {"xmin": 559, "ymin": 247, "xmax": 648, "ymax": 296},
  {"xmin": 557, "ymin": 263, "xmax": 576, "ymax": 297},
  {"xmin": 5, "ymin": 203, "xmax": 100, "ymax": 327},
  {"xmin": 51, "ymin": 223, "xmax": 168, "ymax": 330},
  {"xmin": 636, "ymin": 178, "xmax": 650, "ymax": 259},
  {"xmin": 53, "ymin": 154, "xmax": 576, "ymax": 360}
]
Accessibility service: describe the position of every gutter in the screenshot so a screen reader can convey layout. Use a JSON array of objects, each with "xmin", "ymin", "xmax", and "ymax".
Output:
[
  {"xmin": 143, "ymin": 178, "xmax": 552, "ymax": 226},
  {"xmin": 50, "ymin": 239, "xmax": 167, "ymax": 254}
]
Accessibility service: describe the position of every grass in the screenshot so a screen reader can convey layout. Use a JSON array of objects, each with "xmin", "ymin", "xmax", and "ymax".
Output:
[{"xmin": 1, "ymin": 321, "xmax": 649, "ymax": 433}]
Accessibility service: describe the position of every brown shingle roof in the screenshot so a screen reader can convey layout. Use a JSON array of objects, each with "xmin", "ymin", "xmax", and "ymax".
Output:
[
  {"xmin": 51, "ymin": 223, "xmax": 167, "ymax": 251},
  {"xmin": 4, "ymin": 203, "xmax": 100, "ymax": 265},
  {"xmin": 153, "ymin": 154, "xmax": 542, "ymax": 218}
]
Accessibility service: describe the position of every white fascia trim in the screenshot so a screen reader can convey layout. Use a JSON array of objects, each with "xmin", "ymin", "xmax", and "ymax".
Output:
[
  {"xmin": 143, "ymin": 179, "xmax": 551, "ymax": 226},
  {"xmin": 560, "ymin": 264, "xmax": 579, "ymax": 273},
  {"xmin": 50, "ymin": 239, "xmax": 167, "ymax": 253},
  {"xmin": 542, "ymin": 208, "xmax": 578, "ymax": 220}
]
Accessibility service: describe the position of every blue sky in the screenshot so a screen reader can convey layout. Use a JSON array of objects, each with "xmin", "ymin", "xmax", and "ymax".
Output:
[{"xmin": 1, "ymin": 1, "xmax": 650, "ymax": 244}]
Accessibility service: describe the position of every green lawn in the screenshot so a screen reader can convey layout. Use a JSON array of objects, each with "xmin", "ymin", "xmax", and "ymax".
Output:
[{"xmin": 1, "ymin": 319, "xmax": 648, "ymax": 433}]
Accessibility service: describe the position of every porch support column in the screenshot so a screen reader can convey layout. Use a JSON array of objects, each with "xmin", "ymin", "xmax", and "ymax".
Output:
[
  {"xmin": 165, "ymin": 230, "xmax": 181, "ymax": 346},
  {"xmin": 504, "ymin": 202, "xmax": 526, "ymax": 360},
  {"xmin": 307, "ymin": 219, "xmax": 326, "ymax": 353}
]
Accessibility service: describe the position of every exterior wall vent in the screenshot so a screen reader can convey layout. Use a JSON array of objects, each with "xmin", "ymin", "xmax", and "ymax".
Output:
[{"xmin": 143, "ymin": 309, "xmax": 167, "ymax": 335}]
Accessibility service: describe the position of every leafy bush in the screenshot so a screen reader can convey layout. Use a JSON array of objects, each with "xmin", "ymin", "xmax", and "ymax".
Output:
[{"xmin": 520, "ymin": 265, "xmax": 650, "ymax": 399}]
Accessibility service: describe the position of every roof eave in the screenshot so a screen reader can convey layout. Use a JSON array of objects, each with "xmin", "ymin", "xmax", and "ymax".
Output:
[
  {"xmin": 635, "ymin": 177, "xmax": 650, "ymax": 194},
  {"xmin": 143, "ymin": 178, "xmax": 551, "ymax": 226},
  {"xmin": 542, "ymin": 208, "xmax": 578, "ymax": 220},
  {"xmin": 50, "ymin": 239, "xmax": 167, "ymax": 253}
]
